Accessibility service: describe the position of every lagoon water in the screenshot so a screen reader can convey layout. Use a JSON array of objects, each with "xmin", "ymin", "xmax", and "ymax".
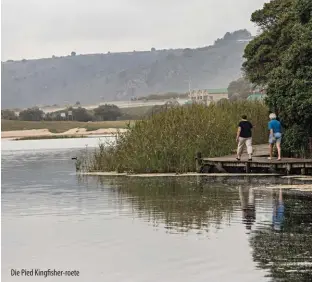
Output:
[{"xmin": 2, "ymin": 137, "xmax": 312, "ymax": 282}]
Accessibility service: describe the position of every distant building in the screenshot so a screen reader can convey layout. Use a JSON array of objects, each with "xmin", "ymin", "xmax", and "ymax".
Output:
[{"xmin": 188, "ymin": 88, "xmax": 228, "ymax": 105}]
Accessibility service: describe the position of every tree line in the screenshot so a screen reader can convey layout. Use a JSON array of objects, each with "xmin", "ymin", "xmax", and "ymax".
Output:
[
  {"xmin": 1, "ymin": 83, "xmax": 259, "ymax": 123},
  {"xmin": 1, "ymin": 105, "xmax": 125, "ymax": 122}
]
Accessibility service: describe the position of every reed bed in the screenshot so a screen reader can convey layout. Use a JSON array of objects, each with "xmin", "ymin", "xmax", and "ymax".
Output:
[{"xmin": 77, "ymin": 101, "xmax": 269, "ymax": 173}]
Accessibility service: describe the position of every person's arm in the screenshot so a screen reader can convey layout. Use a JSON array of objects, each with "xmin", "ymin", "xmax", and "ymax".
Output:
[
  {"xmin": 236, "ymin": 126, "xmax": 241, "ymax": 142},
  {"xmin": 268, "ymin": 122, "xmax": 274, "ymax": 136}
]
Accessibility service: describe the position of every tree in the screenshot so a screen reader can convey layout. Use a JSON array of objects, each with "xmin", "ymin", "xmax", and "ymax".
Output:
[
  {"xmin": 1, "ymin": 109, "xmax": 17, "ymax": 120},
  {"xmin": 75, "ymin": 101, "xmax": 81, "ymax": 107},
  {"xmin": 214, "ymin": 29, "xmax": 252, "ymax": 45},
  {"xmin": 242, "ymin": 0, "xmax": 312, "ymax": 156},
  {"xmin": 151, "ymin": 47, "xmax": 156, "ymax": 52},
  {"xmin": 71, "ymin": 51, "xmax": 76, "ymax": 56},
  {"xmin": 94, "ymin": 104, "xmax": 122, "ymax": 121},
  {"xmin": 227, "ymin": 77, "xmax": 252, "ymax": 100},
  {"xmin": 19, "ymin": 107, "xmax": 44, "ymax": 121},
  {"xmin": 72, "ymin": 107, "xmax": 93, "ymax": 122}
]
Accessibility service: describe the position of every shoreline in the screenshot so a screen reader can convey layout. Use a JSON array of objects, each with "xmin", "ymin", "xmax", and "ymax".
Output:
[
  {"xmin": 1, "ymin": 127, "xmax": 128, "ymax": 139},
  {"xmin": 77, "ymin": 172, "xmax": 312, "ymax": 195}
]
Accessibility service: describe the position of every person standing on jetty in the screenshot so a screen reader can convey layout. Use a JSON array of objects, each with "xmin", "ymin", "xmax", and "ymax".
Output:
[
  {"xmin": 236, "ymin": 115, "xmax": 253, "ymax": 161},
  {"xmin": 268, "ymin": 113, "xmax": 282, "ymax": 160}
]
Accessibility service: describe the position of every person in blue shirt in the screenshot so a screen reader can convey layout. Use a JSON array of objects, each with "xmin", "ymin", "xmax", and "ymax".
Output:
[{"xmin": 268, "ymin": 113, "xmax": 282, "ymax": 160}]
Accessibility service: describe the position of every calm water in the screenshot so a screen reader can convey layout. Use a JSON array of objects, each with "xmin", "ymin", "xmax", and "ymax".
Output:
[{"xmin": 2, "ymin": 138, "xmax": 312, "ymax": 282}]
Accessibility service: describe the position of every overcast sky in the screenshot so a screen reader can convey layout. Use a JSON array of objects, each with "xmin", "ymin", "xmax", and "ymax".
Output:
[{"xmin": 1, "ymin": 0, "xmax": 268, "ymax": 60}]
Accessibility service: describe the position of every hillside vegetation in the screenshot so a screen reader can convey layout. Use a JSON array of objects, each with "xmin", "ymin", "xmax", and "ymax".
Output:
[{"xmin": 1, "ymin": 30, "xmax": 252, "ymax": 108}]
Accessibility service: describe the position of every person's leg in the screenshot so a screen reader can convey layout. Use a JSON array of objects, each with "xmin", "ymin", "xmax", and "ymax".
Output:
[
  {"xmin": 246, "ymin": 138, "xmax": 253, "ymax": 160},
  {"xmin": 268, "ymin": 144, "xmax": 274, "ymax": 159},
  {"xmin": 276, "ymin": 140, "xmax": 282, "ymax": 160},
  {"xmin": 237, "ymin": 138, "xmax": 245, "ymax": 160}
]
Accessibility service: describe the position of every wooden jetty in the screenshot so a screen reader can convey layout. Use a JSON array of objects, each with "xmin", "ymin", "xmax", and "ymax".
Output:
[{"xmin": 196, "ymin": 145, "xmax": 312, "ymax": 175}]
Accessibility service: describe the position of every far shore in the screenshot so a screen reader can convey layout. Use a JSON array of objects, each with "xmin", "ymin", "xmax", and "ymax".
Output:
[{"xmin": 1, "ymin": 127, "xmax": 128, "ymax": 139}]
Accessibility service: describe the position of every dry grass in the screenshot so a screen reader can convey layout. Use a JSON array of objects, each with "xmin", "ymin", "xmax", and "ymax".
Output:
[
  {"xmin": 78, "ymin": 100, "xmax": 269, "ymax": 173},
  {"xmin": 1, "ymin": 120, "xmax": 134, "ymax": 133}
]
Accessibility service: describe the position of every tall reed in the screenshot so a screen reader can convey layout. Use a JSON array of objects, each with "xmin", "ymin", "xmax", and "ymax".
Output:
[{"xmin": 78, "ymin": 100, "xmax": 268, "ymax": 173}]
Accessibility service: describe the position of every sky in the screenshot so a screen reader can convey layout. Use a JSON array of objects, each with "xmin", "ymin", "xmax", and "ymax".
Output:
[{"xmin": 1, "ymin": 0, "xmax": 268, "ymax": 61}]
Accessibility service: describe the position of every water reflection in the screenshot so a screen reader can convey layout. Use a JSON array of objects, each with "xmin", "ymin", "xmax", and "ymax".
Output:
[
  {"xmin": 94, "ymin": 177, "xmax": 239, "ymax": 234},
  {"xmin": 272, "ymin": 188, "xmax": 285, "ymax": 232},
  {"xmin": 239, "ymin": 186, "xmax": 256, "ymax": 231},
  {"xmin": 90, "ymin": 176, "xmax": 312, "ymax": 280},
  {"xmin": 250, "ymin": 188, "xmax": 312, "ymax": 282}
]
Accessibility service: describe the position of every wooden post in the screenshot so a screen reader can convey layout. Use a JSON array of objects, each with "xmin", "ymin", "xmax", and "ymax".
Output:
[
  {"xmin": 246, "ymin": 162, "xmax": 251, "ymax": 173},
  {"xmin": 195, "ymin": 152, "xmax": 202, "ymax": 173}
]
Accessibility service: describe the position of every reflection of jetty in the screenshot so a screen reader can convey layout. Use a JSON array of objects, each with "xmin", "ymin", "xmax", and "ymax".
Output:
[{"xmin": 196, "ymin": 144, "xmax": 312, "ymax": 175}]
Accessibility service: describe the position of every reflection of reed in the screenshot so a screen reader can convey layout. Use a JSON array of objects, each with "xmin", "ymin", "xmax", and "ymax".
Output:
[
  {"xmin": 96, "ymin": 177, "xmax": 239, "ymax": 233},
  {"xmin": 249, "ymin": 193, "xmax": 312, "ymax": 281}
]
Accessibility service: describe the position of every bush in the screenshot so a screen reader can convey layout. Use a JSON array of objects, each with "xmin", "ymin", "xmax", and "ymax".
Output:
[
  {"xmin": 19, "ymin": 107, "xmax": 44, "ymax": 121},
  {"xmin": 78, "ymin": 101, "xmax": 268, "ymax": 173},
  {"xmin": 94, "ymin": 104, "xmax": 122, "ymax": 121},
  {"xmin": 72, "ymin": 107, "xmax": 93, "ymax": 122},
  {"xmin": 1, "ymin": 109, "xmax": 17, "ymax": 120}
]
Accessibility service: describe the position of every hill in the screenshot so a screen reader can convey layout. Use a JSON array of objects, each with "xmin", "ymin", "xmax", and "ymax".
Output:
[{"xmin": 1, "ymin": 29, "xmax": 252, "ymax": 109}]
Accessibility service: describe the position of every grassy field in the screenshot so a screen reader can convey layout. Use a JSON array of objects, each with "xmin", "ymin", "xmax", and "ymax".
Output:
[{"xmin": 1, "ymin": 120, "xmax": 134, "ymax": 133}]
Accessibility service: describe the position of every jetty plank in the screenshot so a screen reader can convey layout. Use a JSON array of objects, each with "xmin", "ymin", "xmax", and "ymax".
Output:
[{"xmin": 197, "ymin": 144, "xmax": 312, "ymax": 175}]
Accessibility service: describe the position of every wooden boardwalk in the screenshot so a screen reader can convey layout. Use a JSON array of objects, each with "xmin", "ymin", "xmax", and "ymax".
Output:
[{"xmin": 196, "ymin": 145, "xmax": 312, "ymax": 175}]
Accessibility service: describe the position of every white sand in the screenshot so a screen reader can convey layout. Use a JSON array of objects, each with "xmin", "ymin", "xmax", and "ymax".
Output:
[{"xmin": 1, "ymin": 128, "xmax": 128, "ymax": 139}]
